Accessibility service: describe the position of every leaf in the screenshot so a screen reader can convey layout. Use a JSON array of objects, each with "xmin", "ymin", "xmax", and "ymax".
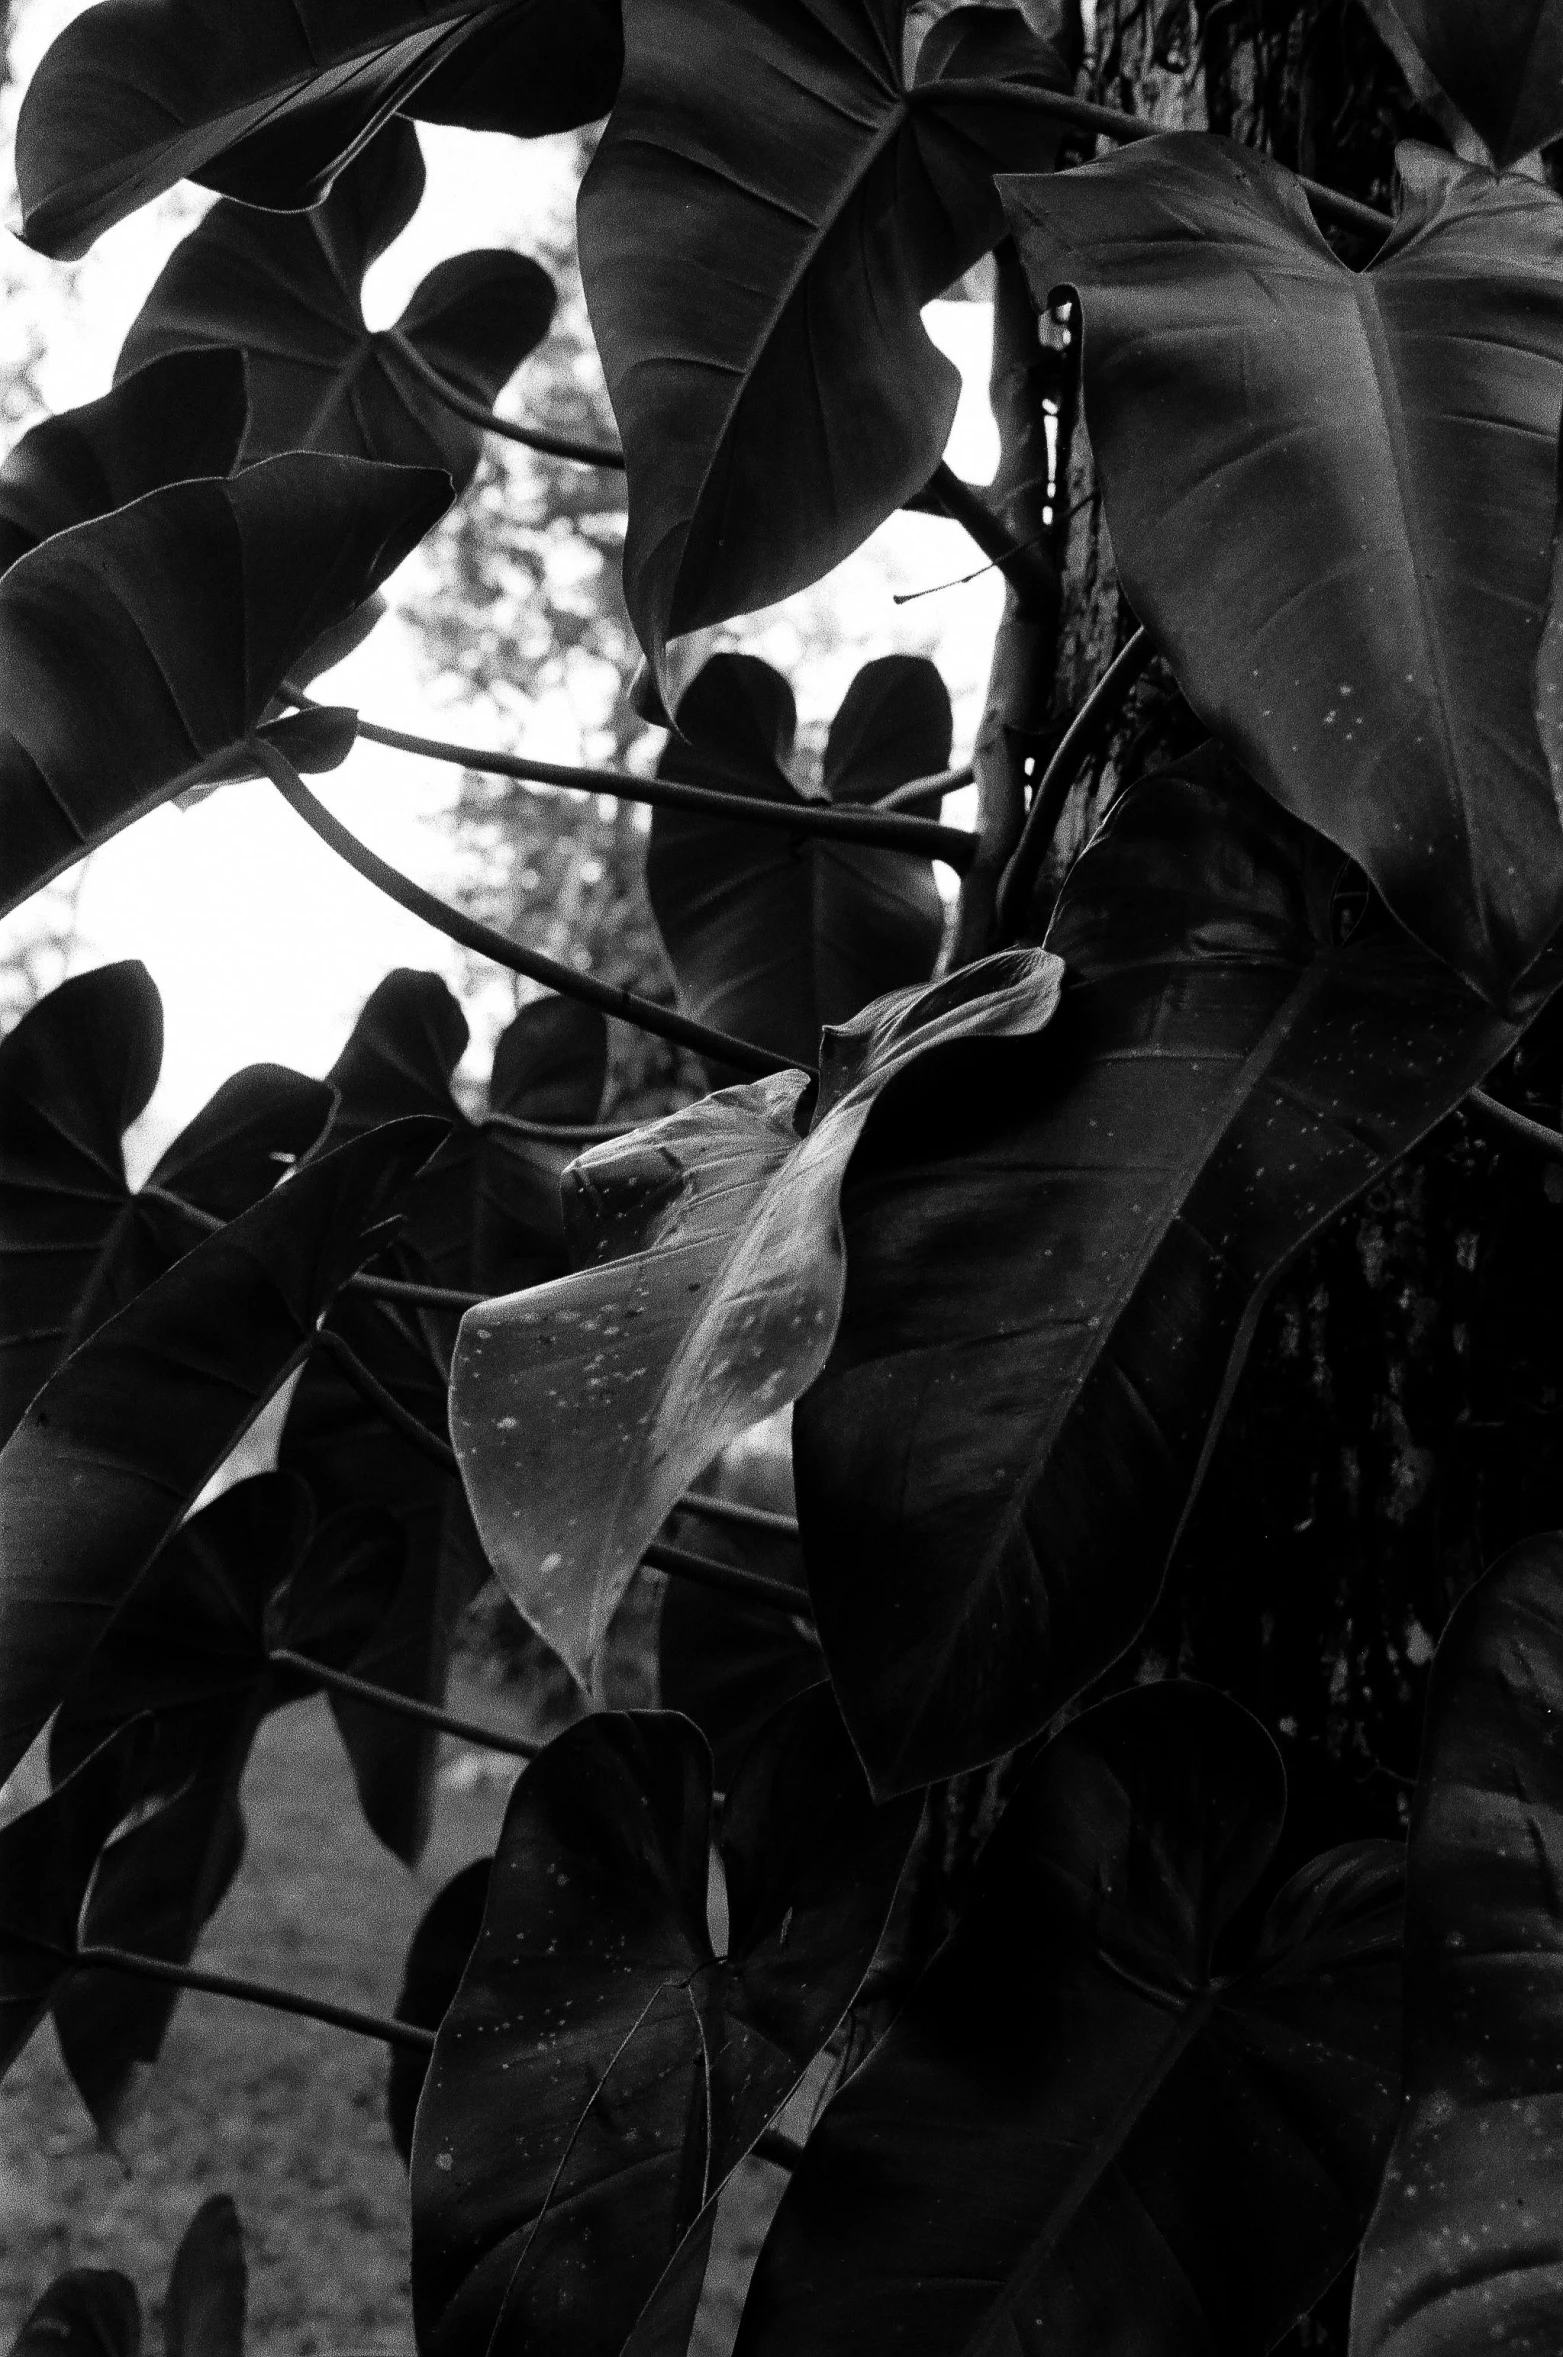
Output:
[
  {"xmin": 793, "ymin": 747, "xmax": 1562, "ymax": 1794},
  {"xmin": 1000, "ymin": 136, "xmax": 1563, "ymax": 1001},
  {"xmin": 164, "ymin": 2196, "xmax": 247, "ymax": 2357},
  {"xmin": 410, "ymin": 1686, "xmax": 920, "ymax": 2357},
  {"xmin": 655, "ymin": 1501, "xmax": 822, "ymax": 1790},
  {"xmin": 579, "ymin": 0, "xmax": 1079, "ymax": 686},
  {"xmin": 1350, "ymin": 1534, "xmax": 1563, "ymax": 2354},
  {"xmin": 117, "ymin": 122, "xmax": 556, "ymax": 494},
  {"xmin": 0, "ymin": 350, "xmax": 247, "ymax": 575},
  {"xmin": 450, "ymin": 948, "xmax": 1063, "ymax": 1689},
  {"xmin": 388, "ymin": 1856, "xmax": 492, "ymax": 2165},
  {"xmin": 8, "ymin": 2271, "xmax": 141, "ymax": 2357},
  {"xmin": 0, "ymin": 1117, "xmax": 443, "ymax": 1788},
  {"xmin": 647, "ymin": 655, "xmax": 948, "ymax": 1072},
  {"xmin": 1360, "ymin": 0, "xmax": 1563, "ymax": 167},
  {"xmin": 0, "ymin": 454, "xmax": 450, "ymax": 915},
  {"xmin": 14, "ymin": 0, "xmax": 624, "ymax": 261},
  {"xmin": 736, "ymin": 1684, "xmax": 1404, "ymax": 2357}
]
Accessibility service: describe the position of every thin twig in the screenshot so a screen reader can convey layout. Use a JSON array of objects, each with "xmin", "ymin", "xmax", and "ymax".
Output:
[
  {"xmin": 995, "ymin": 626, "xmax": 1154, "ymax": 936},
  {"xmin": 252, "ymin": 737, "xmax": 806, "ymax": 1079},
  {"xmin": 1466, "ymin": 1088, "xmax": 1563, "ymax": 1160},
  {"xmin": 392, "ymin": 333, "xmax": 625, "ymax": 469},
  {"xmin": 675, "ymin": 1494, "xmax": 801, "ymax": 1540},
  {"xmin": 927, "ymin": 463, "xmax": 1056, "ymax": 608},
  {"xmin": 644, "ymin": 1539, "xmax": 815, "ymax": 1623},
  {"xmin": 70, "ymin": 1942, "xmax": 436, "ymax": 2053},
  {"xmin": 316, "ymin": 1327, "xmax": 460, "ymax": 1474},
  {"xmin": 268, "ymin": 1647, "xmax": 540, "ymax": 1759},
  {"xmin": 278, "ymin": 685, "xmax": 975, "ymax": 869}
]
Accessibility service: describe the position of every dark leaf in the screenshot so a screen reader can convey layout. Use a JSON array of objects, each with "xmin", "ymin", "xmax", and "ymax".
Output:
[
  {"xmin": 579, "ymin": 0, "xmax": 1079, "ymax": 685},
  {"xmin": 648, "ymin": 655, "xmax": 947, "ymax": 1071},
  {"xmin": 387, "ymin": 1856, "xmax": 493, "ymax": 2165},
  {"xmin": 8, "ymin": 2271, "xmax": 141, "ymax": 2357},
  {"xmin": 404, "ymin": 0, "xmax": 622, "ymax": 134},
  {"xmin": 117, "ymin": 123, "xmax": 556, "ymax": 493},
  {"xmin": 1361, "ymin": 0, "xmax": 1563, "ymax": 167},
  {"xmin": 1351, "ymin": 1534, "xmax": 1563, "ymax": 2354},
  {"xmin": 0, "ymin": 454, "xmax": 450, "ymax": 915},
  {"xmin": 794, "ymin": 749, "xmax": 1562, "ymax": 1794},
  {"xmin": 0, "ymin": 350, "xmax": 247, "ymax": 575},
  {"xmin": 164, "ymin": 2195, "xmax": 247, "ymax": 2357},
  {"xmin": 0, "ymin": 962, "xmax": 162, "ymax": 1447},
  {"xmin": 1001, "ymin": 137, "xmax": 1563, "ymax": 1001},
  {"xmin": 737, "ymin": 1685, "xmax": 1403, "ymax": 2357},
  {"xmin": 0, "ymin": 1117, "xmax": 443, "ymax": 1788},
  {"xmin": 451, "ymin": 950, "xmax": 1061, "ymax": 1689},
  {"xmin": 411, "ymin": 1687, "xmax": 919, "ymax": 2357},
  {"xmin": 655, "ymin": 1505, "xmax": 822, "ymax": 1791}
]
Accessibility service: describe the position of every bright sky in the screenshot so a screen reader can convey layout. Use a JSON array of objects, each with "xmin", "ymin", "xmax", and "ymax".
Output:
[{"xmin": 1, "ymin": 1, "xmax": 1002, "ymax": 1166}]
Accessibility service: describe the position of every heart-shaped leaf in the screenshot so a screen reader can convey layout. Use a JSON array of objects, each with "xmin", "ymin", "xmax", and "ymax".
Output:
[
  {"xmin": 8, "ymin": 2270, "xmax": 142, "ymax": 2357},
  {"xmin": 117, "ymin": 122, "xmax": 556, "ymax": 493},
  {"xmin": 1350, "ymin": 1534, "xmax": 1563, "ymax": 2354},
  {"xmin": 1001, "ymin": 137, "xmax": 1563, "ymax": 1001},
  {"xmin": 411, "ymin": 1686, "xmax": 920, "ymax": 2357},
  {"xmin": 0, "ymin": 1116, "xmax": 443, "ymax": 1788},
  {"xmin": 648, "ymin": 654, "xmax": 948, "ymax": 1072},
  {"xmin": 736, "ymin": 1684, "xmax": 1404, "ymax": 2357},
  {"xmin": 450, "ymin": 947, "xmax": 1063, "ymax": 1690},
  {"xmin": 388, "ymin": 1856, "xmax": 493, "ymax": 2165},
  {"xmin": 165, "ymin": 2197, "xmax": 247, "ymax": 2357},
  {"xmin": 794, "ymin": 747, "xmax": 1562, "ymax": 1795},
  {"xmin": 579, "ymin": 0, "xmax": 1079, "ymax": 685},
  {"xmin": 1361, "ymin": 0, "xmax": 1563, "ymax": 167},
  {"xmin": 14, "ymin": 0, "xmax": 623, "ymax": 261},
  {"xmin": 0, "ymin": 454, "xmax": 450, "ymax": 916},
  {"xmin": 0, "ymin": 350, "xmax": 247, "ymax": 576}
]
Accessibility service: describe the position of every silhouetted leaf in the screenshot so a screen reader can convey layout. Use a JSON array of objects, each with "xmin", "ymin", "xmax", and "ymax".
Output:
[
  {"xmin": 388, "ymin": 1857, "xmax": 493, "ymax": 2165},
  {"xmin": 164, "ymin": 2196, "xmax": 247, "ymax": 2357},
  {"xmin": 451, "ymin": 949, "xmax": 1062, "ymax": 1689},
  {"xmin": 581, "ymin": 0, "xmax": 1080, "ymax": 685},
  {"xmin": 648, "ymin": 655, "xmax": 947, "ymax": 1072},
  {"xmin": 1351, "ymin": 1535, "xmax": 1563, "ymax": 2354},
  {"xmin": 1001, "ymin": 137, "xmax": 1563, "ymax": 1001},
  {"xmin": 8, "ymin": 2270, "xmax": 141, "ymax": 2357},
  {"xmin": 655, "ymin": 1508, "xmax": 821, "ymax": 1791},
  {"xmin": 737, "ymin": 1685, "xmax": 1403, "ymax": 2357},
  {"xmin": 118, "ymin": 123, "xmax": 556, "ymax": 493},
  {"xmin": 411, "ymin": 1687, "xmax": 919, "ymax": 2357},
  {"xmin": 0, "ymin": 351, "xmax": 247, "ymax": 575},
  {"xmin": 794, "ymin": 750, "xmax": 1563, "ymax": 1793},
  {"xmin": 14, "ymin": 0, "xmax": 625, "ymax": 260},
  {"xmin": 0, "ymin": 454, "xmax": 450, "ymax": 915},
  {"xmin": 0, "ymin": 1118, "xmax": 443, "ymax": 1788},
  {"xmin": 1361, "ymin": 0, "xmax": 1563, "ymax": 166}
]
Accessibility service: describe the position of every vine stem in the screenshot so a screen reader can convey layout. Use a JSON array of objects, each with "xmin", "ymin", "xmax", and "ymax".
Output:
[
  {"xmin": 251, "ymin": 736, "xmax": 805, "ymax": 1080},
  {"xmin": 316, "ymin": 1327, "xmax": 461, "ymax": 1473},
  {"xmin": 278, "ymin": 686, "xmax": 975, "ymax": 869},
  {"xmin": 269, "ymin": 1647, "xmax": 541, "ymax": 1759},
  {"xmin": 995, "ymin": 626, "xmax": 1154, "ymax": 937},
  {"xmin": 69, "ymin": 1942, "xmax": 436, "ymax": 2053},
  {"xmin": 643, "ymin": 1539, "xmax": 815, "ymax": 1623},
  {"xmin": 1466, "ymin": 1088, "xmax": 1563, "ymax": 1160},
  {"xmin": 678, "ymin": 1494, "xmax": 801, "ymax": 1540},
  {"xmin": 391, "ymin": 331, "xmax": 625, "ymax": 468}
]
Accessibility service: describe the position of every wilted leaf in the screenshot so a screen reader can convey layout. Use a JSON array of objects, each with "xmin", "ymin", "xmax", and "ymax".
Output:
[
  {"xmin": 580, "ymin": 0, "xmax": 1079, "ymax": 686},
  {"xmin": 387, "ymin": 1856, "xmax": 492, "ymax": 2165},
  {"xmin": 411, "ymin": 1687, "xmax": 919, "ymax": 2357},
  {"xmin": 7, "ymin": 2270, "xmax": 141, "ymax": 2357},
  {"xmin": 0, "ymin": 1118, "xmax": 442, "ymax": 1787},
  {"xmin": 0, "ymin": 454, "xmax": 450, "ymax": 915},
  {"xmin": 1351, "ymin": 1534, "xmax": 1563, "ymax": 2354},
  {"xmin": 648, "ymin": 654, "xmax": 948, "ymax": 1072},
  {"xmin": 118, "ymin": 123, "xmax": 556, "ymax": 493},
  {"xmin": 0, "ymin": 350, "xmax": 247, "ymax": 575},
  {"xmin": 737, "ymin": 1684, "xmax": 1403, "ymax": 2357},
  {"xmin": 794, "ymin": 749, "xmax": 1562, "ymax": 1793},
  {"xmin": 450, "ymin": 949, "xmax": 1062, "ymax": 1689},
  {"xmin": 164, "ymin": 2196, "xmax": 247, "ymax": 2357},
  {"xmin": 1001, "ymin": 137, "xmax": 1563, "ymax": 1000},
  {"xmin": 1361, "ymin": 0, "xmax": 1563, "ymax": 167}
]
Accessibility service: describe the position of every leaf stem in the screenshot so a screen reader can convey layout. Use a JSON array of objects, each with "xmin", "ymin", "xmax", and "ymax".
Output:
[
  {"xmin": 252, "ymin": 737, "xmax": 806, "ymax": 1079},
  {"xmin": 878, "ymin": 761, "xmax": 975, "ymax": 811},
  {"xmin": 643, "ymin": 1539, "xmax": 815, "ymax": 1623},
  {"xmin": 316, "ymin": 1327, "xmax": 460, "ymax": 1473},
  {"xmin": 926, "ymin": 464, "xmax": 1057, "ymax": 608},
  {"xmin": 70, "ymin": 1942, "xmax": 437, "ymax": 2053},
  {"xmin": 675, "ymin": 1495, "xmax": 801, "ymax": 1540},
  {"xmin": 278, "ymin": 685, "xmax": 975, "ymax": 868},
  {"xmin": 391, "ymin": 332, "xmax": 626, "ymax": 469},
  {"xmin": 349, "ymin": 1272, "xmax": 486, "ymax": 1311},
  {"xmin": 268, "ymin": 1647, "xmax": 541, "ymax": 1759},
  {"xmin": 1466, "ymin": 1088, "xmax": 1563, "ymax": 1160},
  {"xmin": 995, "ymin": 626, "xmax": 1154, "ymax": 936}
]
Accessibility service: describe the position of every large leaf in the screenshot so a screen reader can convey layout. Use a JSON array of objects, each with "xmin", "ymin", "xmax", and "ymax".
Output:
[
  {"xmin": 0, "ymin": 350, "xmax": 247, "ymax": 575},
  {"xmin": 1361, "ymin": 0, "xmax": 1563, "ymax": 167},
  {"xmin": 0, "ymin": 1117, "xmax": 442, "ymax": 1787},
  {"xmin": 8, "ymin": 2272, "xmax": 141, "ymax": 2357},
  {"xmin": 648, "ymin": 654, "xmax": 948, "ymax": 1072},
  {"xmin": 1001, "ymin": 137, "xmax": 1563, "ymax": 1001},
  {"xmin": 793, "ymin": 749, "xmax": 1563, "ymax": 1794},
  {"xmin": 411, "ymin": 1687, "xmax": 920, "ymax": 2357},
  {"xmin": 14, "ymin": 0, "xmax": 624, "ymax": 260},
  {"xmin": 117, "ymin": 122, "xmax": 556, "ymax": 493},
  {"xmin": 1351, "ymin": 1535, "xmax": 1563, "ymax": 2353},
  {"xmin": 387, "ymin": 1856, "xmax": 492, "ymax": 2165},
  {"xmin": 737, "ymin": 1684, "xmax": 1404, "ymax": 2357},
  {"xmin": 579, "ymin": 0, "xmax": 1079, "ymax": 686},
  {"xmin": 0, "ymin": 454, "xmax": 450, "ymax": 915},
  {"xmin": 450, "ymin": 948, "xmax": 1062, "ymax": 1689}
]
